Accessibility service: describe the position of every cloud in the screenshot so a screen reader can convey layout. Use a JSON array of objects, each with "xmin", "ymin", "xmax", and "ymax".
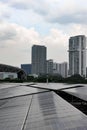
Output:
[
  {"xmin": 0, "ymin": 22, "xmax": 41, "ymax": 66},
  {"xmin": 1, "ymin": 0, "xmax": 87, "ymax": 24},
  {"xmin": 47, "ymin": 13, "xmax": 87, "ymax": 24},
  {"xmin": 0, "ymin": 2, "xmax": 11, "ymax": 20},
  {"xmin": 0, "ymin": 21, "xmax": 41, "ymax": 47},
  {"xmin": 43, "ymin": 28, "xmax": 68, "ymax": 62},
  {"xmin": 0, "ymin": 23, "xmax": 16, "ymax": 41},
  {"xmin": 0, "ymin": 21, "xmax": 68, "ymax": 66},
  {"xmin": 43, "ymin": 28, "xmax": 67, "ymax": 46},
  {"xmin": 0, "ymin": 21, "xmax": 68, "ymax": 48},
  {"xmin": 2, "ymin": 0, "xmax": 48, "ymax": 15},
  {"xmin": 68, "ymin": 24, "xmax": 87, "ymax": 36}
]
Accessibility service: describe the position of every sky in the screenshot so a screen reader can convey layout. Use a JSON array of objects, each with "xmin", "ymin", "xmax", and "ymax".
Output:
[{"xmin": 0, "ymin": 0, "xmax": 87, "ymax": 67}]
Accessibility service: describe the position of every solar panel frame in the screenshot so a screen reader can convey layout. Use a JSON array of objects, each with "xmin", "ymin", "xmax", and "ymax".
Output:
[
  {"xmin": 30, "ymin": 83, "xmax": 84, "ymax": 90},
  {"xmin": 0, "ymin": 85, "xmax": 49, "ymax": 100}
]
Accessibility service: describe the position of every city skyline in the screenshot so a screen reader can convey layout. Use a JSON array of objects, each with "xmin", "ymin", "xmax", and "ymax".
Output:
[{"xmin": 0, "ymin": 0, "xmax": 87, "ymax": 66}]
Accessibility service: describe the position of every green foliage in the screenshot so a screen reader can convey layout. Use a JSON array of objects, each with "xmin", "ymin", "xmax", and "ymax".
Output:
[
  {"xmin": 64, "ymin": 74, "xmax": 85, "ymax": 83},
  {"xmin": 35, "ymin": 74, "xmax": 63, "ymax": 83},
  {"xmin": 25, "ymin": 74, "xmax": 87, "ymax": 83},
  {"xmin": 37, "ymin": 75, "xmax": 47, "ymax": 82},
  {"xmin": 0, "ymin": 74, "xmax": 87, "ymax": 84},
  {"xmin": 27, "ymin": 76, "xmax": 34, "ymax": 81},
  {"xmin": 48, "ymin": 74, "xmax": 63, "ymax": 82}
]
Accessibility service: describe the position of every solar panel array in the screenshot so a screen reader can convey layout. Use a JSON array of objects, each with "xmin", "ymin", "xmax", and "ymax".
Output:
[
  {"xmin": 63, "ymin": 86, "xmax": 87, "ymax": 101},
  {"xmin": 0, "ymin": 83, "xmax": 87, "ymax": 130},
  {"xmin": 0, "ymin": 95, "xmax": 32, "ymax": 130},
  {"xmin": 0, "ymin": 85, "xmax": 48, "ymax": 100},
  {"xmin": 24, "ymin": 91, "xmax": 87, "ymax": 130}
]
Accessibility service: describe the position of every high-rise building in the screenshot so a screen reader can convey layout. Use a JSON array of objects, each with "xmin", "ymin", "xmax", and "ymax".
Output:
[
  {"xmin": 69, "ymin": 35, "xmax": 86, "ymax": 77},
  {"xmin": 60, "ymin": 62, "xmax": 68, "ymax": 78},
  {"xmin": 53, "ymin": 62, "xmax": 60, "ymax": 74},
  {"xmin": 53, "ymin": 62, "xmax": 68, "ymax": 78},
  {"xmin": 32, "ymin": 45, "xmax": 47, "ymax": 75},
  {"xmin": 21, "ymin": 64, "xmax": 32, "ymax": 75},
  {"xmin": 47, "ymin": 59, "xmax": 53, "ymax": 75}
]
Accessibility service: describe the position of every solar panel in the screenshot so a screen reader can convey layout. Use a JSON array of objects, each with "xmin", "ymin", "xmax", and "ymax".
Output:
[
  {"xmin": 0, "ymin": 95, "xmax": 32, "ymax": 130},
  {"xmin": 63, "ymin": 86, "xmax": 87, "ymax": 101},
  {"xmin": 0, "ymin": 83, "xmax": 21, "ymax": 89},
  {"xmin": 0, "ymin": 85, "xmax": 49, "ymax": 100},
  {"xmin": 23, "ymin": 91, "xmax": 87, "ymax": 130},
  {"xmin": 0, "ymin": 83, "xmax": 87, "ymax": 130}
]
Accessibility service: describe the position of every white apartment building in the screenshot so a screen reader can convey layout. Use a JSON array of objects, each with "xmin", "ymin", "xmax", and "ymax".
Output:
[
  {"xmin": 53, "ymin": 63, "xmax": 60, "ymax": 74},
  {"xmin": 53, "ymin": 62, "xmax": 68, "ymax": 78},
  {"xmin": 0, "ymin": 72, "xmax": 17, "ymax": 79},
  {"xmin": 60, "ymin": 62, "xmax": 68, "ymax": 78},
  {"xmin": 47, "ymin": 59, "xmax": 53, "ymax": 75},
  {"xmin": 69, "ymin": 35, "xmax": 86, "ymax": 77}
]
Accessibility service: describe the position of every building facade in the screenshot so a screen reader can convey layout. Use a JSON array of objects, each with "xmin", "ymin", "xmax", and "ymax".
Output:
[
  {"xmin": 32, "ymin": 45, "xmax": 47, "ymax": 75},
  {"xmin": 69, "ymin": 35, "xmax": 86, "ymax": 77},
  {"xmin": 53, "ymin": 62, "xmax": 68, "ymax": 78},
  {"xmin": 60, "ymin": 62, "xmax": 68, "ymax": 78},
  {"xmin": 21, "ymin": 64, "xmax": 31, "ymax": 75},
  {"xmin": 0, "ymin": 72, "xmax": 17, "ymax": 79},
  {"xmin": 47, "ymin": 59, "xmax": 53, "ymax": 75},
  {"xmin": 53, "ymin": 63, "xmax": 60, "ymax": 74}
]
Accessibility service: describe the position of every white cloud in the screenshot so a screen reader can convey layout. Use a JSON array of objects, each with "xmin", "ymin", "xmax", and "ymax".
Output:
[
  {"xmin": 0, "ymin": 2, "xmax": 11, "ymax": 20},
  {"xmin": 0, "ymin": 21, "xmax": 68, "ymax": 66},
  {"xmin": 43, "ymin": 28, "xmax": 68, "ymax": 62},
  {"xmin": 0, "ymin": 22, "xmax": 41, "ymax": 66},
  {"xmin": 68, "ymin": 24, "xmax": 87, "ymax": 36},
  {"xmin": 2, "ymin": 0, "xmax": 87, "ymax": 24}
]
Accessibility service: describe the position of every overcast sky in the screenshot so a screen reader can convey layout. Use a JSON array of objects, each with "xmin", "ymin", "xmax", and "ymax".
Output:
[{"xmin": 0, "ymin": 0, "xmax": 87, "ymax": 67}]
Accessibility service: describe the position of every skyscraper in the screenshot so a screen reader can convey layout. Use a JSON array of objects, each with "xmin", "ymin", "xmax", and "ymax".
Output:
[
  {"xmin": 53, "ymin": 62, "xmax": 68, "ymax": 78},
  {"xmin": 32, "ymin": 45, "xmax": 47, "ymax": 75},
  {"xmin": 69, "ymin": 35, "xmax": 86, "ymax": 77},
  {"xmin": 60, "ymin": 62, "xmax": 68, "ymax": 78},
  {"xmin": 47, "ymin": 59, "xmax": 53, "ymax": 75}
]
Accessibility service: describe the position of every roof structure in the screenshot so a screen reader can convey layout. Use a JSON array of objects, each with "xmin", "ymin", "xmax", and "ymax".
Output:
[
  {"xmin": 0, "ymin": 64, "xmax": 27, "ymax": 79},
  {"xmin": 0, "ymin": 83, "xmax": 87, "ymax": 130}
]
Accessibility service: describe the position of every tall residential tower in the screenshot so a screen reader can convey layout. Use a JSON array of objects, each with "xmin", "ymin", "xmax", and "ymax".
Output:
[
  {"xmin": 47, "ymin": 59, "xmax": 53, "ymax": 75},
  {"xmin": 32, "ymin": 45, "xmax": 47, "ymax": 75},
  {"xmin": 69, "ymin": 35, "xmax": 86, "ymax": 77}
]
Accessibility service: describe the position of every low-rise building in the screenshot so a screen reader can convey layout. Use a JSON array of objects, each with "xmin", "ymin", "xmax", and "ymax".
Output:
[
  {"xmin": 47, "ymin": 59, "xmax": 53, "ymax": 75},
  {"xmin": 53, "ymin": 62, "xmax": 68, "ymax": 78},
  {"xmin": 21, "ymin": 64, "xmax": 32, "ymax": 75},
  {"xmin": 0, "ymin": 64, "xmax": 27, "ymax": 80},
  {"xmin": 0, "ymin": 72, "xmax": 17, "ymax": 79}
]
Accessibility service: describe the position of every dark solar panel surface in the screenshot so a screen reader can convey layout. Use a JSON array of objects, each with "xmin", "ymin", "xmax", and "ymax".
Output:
[
  {"xmin": 63, "ymin": 86, "xmax": 87, "ymax": 101},
  {"xmin": 0, "ymin": 83, "xmax": 87, "ymax": 130},
  {"xmin": 0, "ymin": 83, "xmax": 20, "ymax": 89},
  {"xmin": 0, "ymin": 85, "xmax": 48, "ymax": 100},
  {"xmin": 0, "ymin": 83, "xmax": 35, "ymax": 89},
  {"xmin": 24, "ymin": 91, "xmax": 87, "ymax": 130},
  {"xmin": 0, "ymin": 95, "xmax": 32, "ymax": 130}
]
